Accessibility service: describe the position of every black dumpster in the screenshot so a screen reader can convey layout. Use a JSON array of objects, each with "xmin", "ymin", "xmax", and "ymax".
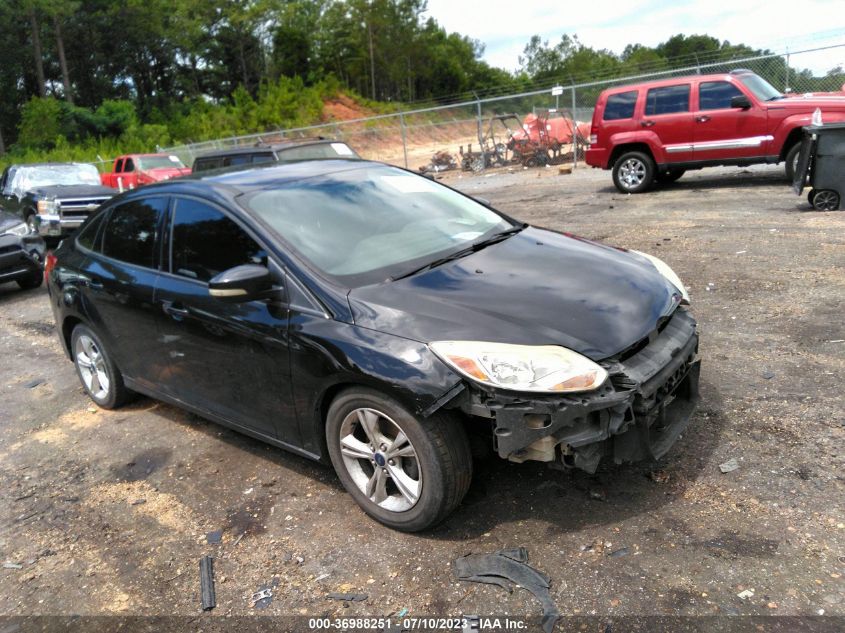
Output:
[{"xmin": 793, "ymin": 122, "xmax": 845, "ymax": 211}]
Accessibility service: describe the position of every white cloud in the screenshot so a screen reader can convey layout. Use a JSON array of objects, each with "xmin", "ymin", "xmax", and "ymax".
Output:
[{"xmin": 423, "ymin": 0, "xmax": 845, "ymax": 74}]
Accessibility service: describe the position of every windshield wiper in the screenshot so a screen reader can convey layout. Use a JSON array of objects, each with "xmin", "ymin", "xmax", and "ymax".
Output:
[{"xmin": 389, "ymin": 223, "xmax": 527, "ymax": 282}]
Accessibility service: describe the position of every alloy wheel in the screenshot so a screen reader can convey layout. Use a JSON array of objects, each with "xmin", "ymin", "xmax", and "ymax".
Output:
[
  {"xmin": 338, "ymin": 407, "xmax": 422, "ymax": 512},
  {"xmin": 74, "ymin": 334, "xmax": 111, "ymax": 400},
  {"xmin": 619, "ymin": 158, "xmax": 647, "ymax": 189}
]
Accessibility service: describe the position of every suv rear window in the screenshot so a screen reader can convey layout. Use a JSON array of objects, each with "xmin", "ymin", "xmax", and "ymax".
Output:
[
  {"xmin": 699, "ymin": 81, "xmax": 745, "ymax": 110},
  {"xmin": 603, "ymin": 91, "xmax": 637, "ymax": 121},
  {"xmin": 645, "ymin": 85, "xmax": 690, "ymax": 115}
]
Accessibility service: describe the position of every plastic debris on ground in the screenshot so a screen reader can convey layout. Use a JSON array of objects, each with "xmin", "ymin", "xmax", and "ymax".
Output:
[
  {"xmin": 719, "ymin": 458, "xmax": 740, "ymax": 473},
  {"xmin": 454, "ymin": 547, "xmax": 559, "ymax": 633}
]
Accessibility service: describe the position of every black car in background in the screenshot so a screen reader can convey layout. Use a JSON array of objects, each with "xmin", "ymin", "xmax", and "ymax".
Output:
[
  {"xmin": 0, "ymin": 209, "xmax": 45, "ymax": 291},
  {"xmin": 0, "ymin": 163, "xmax": 116, "ymax": 238},
  {"xmin": 191, "ymin": 139, "xmax": 360, "ymax": 172},
  {"xmin": 46, "ymin": 159, "xmax": 700, "ymax": 531}
]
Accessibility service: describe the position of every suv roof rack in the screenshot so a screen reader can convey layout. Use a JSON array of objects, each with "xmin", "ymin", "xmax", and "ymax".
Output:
[{"xmin": 729, "ymin": 68, "xmax": 754, "ymax": 75}]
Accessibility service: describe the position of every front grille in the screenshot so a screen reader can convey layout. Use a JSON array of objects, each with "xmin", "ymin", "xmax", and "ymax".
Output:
[
  {"xmin": 606, "ymin": 309, "xmax": 698, "ymax": 398},
  {"xmin": 58, "ymin": 197, "xmax": 111, "ymax": 219},
  {"xmin": 0, "ymin": 244, "xmax": 21, "ymax": 255}
]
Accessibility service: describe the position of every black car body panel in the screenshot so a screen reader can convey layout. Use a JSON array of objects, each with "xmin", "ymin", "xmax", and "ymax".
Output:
[
  {"xmin": 0, "ymin": 210, "xmax": 45, "ymax": 286},
  {"xmin": 349, "ymin": 227, "xmax": 682, "ymax": 361},
  {"xmin": 47, "ymin": 159, "xmax": 699, "ymax": 476}
]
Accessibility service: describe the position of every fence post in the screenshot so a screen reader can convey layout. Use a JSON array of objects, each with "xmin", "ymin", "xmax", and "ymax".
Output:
[
  {"xmin": 476, "ymin": 97, "xmax": 483, "ymax": 147},
  {"xmin": 784, "ymin": 50, "xmax": 790, "ymax": 93},
  {"xmin": 400, "ymin": 113, "xmax": 409, "ymax": 169},
  {"xmin": 571, "ymin": 85, "xmax": 578, "ymax": 169}
]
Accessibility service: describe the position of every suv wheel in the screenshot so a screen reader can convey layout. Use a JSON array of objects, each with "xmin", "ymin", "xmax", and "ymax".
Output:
[
  {"xmin": 784, "ymin": 143, "xmax": 801, "ymax": 181},
  {"xmin": 326, "ymin": 387, "xmax": 472, "ymax": 532},
  {"xmin": 612, "ymin": 151, "xmax": 655, "ymax": 193},
  {"xmin": 71, "ymin": 324, "xmax": 133, "ymax": 409},
  {"xmin": 16, "ymin": 271, "xmax": 43, "ymax": 290}
]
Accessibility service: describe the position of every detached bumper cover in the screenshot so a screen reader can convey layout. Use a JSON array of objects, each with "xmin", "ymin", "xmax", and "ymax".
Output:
[
  {"xmin": 460, "ymin": 309, "xmax": 700, "ymax": 473},
  {"xmin": 0, "ymin": 234, "xmax": 45, "ymax": 282}
]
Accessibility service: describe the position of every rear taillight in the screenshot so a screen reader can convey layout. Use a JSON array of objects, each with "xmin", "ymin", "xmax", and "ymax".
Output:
[{"xmin": 44, "ymin": 252, "xmax": 58, "ymax": 281}]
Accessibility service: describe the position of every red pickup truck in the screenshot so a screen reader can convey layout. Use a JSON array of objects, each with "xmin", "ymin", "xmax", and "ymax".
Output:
[
  {"xmin": 585, "ymin": 70, "xmax": 845, "ymax": 193},
  {"xmin": 100, "ymin": 153, "xmax": 191, "ymax": 190}
]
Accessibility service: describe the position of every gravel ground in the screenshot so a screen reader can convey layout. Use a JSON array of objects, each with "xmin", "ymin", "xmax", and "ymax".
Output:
[{"xmin": 0, "ymin": 164, "xmax": 843, "ymax": 632}]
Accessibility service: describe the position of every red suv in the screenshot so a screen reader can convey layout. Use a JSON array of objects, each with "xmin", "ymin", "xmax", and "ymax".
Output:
[{"xmin": 586, "ymin": 70, "xmax": 845, "ymax": 193}]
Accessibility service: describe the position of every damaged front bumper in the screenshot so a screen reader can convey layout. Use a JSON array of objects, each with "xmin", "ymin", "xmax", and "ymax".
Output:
[{"xmin": 457, "ymin": 309, "xmax": 700, "ymax": 473}]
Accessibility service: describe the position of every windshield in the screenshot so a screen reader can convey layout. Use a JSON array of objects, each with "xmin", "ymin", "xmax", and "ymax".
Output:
[
  {"xmin": 243, "ymin": 165, "xmax": 512, "ymax": 286},
  {"xmin": 739, "ymin": 73, "xmax": 782, "ymax": 101},
  {"xmin": 19, "ymin": 164, "xmax": 101, "ymax": 190},
  {"xmin": 137, "ymin": 155, "xmax": 186, "ymax": 170}
]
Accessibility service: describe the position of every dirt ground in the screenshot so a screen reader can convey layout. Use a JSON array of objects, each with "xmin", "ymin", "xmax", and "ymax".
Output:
[{"xmin": 1, "ymin": 163, "xmax": 843, "ymax": 632}]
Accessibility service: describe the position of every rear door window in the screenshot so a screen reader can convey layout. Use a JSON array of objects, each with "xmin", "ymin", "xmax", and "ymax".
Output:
[
  {"xmin": 603, "ymin": 91, "xmax": 638, "ymax": 120},
  {"xmin": 101, "ymin": 197, "xmax": 168, "ymax": 268},
  {"xmin": 169, "ymin": 198, "xmax": 267, "ymax": 283},
  {"xmin": 645, "ymin": 85, "xmax": 690, "ymax": 115},
  {"xmin": 699, "ymin": 81, "xmax": 745, "ymax": 110}
]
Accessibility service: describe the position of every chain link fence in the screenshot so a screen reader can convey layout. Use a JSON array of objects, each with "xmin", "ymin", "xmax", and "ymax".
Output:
[{"xmin": 162, "ymin": 43, "xmax": 845, "ymax": 173}]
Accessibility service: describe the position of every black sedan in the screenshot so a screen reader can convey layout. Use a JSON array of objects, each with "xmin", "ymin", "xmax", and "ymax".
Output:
[
  {"xmin": 46, "ymin": 159, "xmax": 700, "ymax": 531},
  {"xmin": 0, "ymin": 209, "xmax": 45, "ymax": 291}
]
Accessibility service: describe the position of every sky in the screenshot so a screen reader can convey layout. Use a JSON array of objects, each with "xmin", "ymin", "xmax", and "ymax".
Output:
[{"xmin": 423, "ymin": 0, "xmax": 845, "ymax": 76}]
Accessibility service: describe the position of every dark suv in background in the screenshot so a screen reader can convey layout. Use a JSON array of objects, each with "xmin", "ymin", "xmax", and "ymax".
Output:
[
  {"xmin": 191, "ymin": 139, "xmax": 360, "ymax": 172},
  {"xmin": 0, "ymin": 163, "xmax": 116, "ymax": 237}
]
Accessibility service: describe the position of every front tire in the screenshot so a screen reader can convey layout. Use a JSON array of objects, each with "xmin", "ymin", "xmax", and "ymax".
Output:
[
  {"xmin": 326, "ymin": 388, "xmax": 472, "ymax": 532},
  {"xmin": 612, "ymin": 151, "xmax": 655, "ymax": 193},
  {"xmin": 71, "ymin": 324, "xmax": 133, "ymax": 409},
  {"xmin": 16, "ymin": 271, "xmax": 43, "ymax": 290}
]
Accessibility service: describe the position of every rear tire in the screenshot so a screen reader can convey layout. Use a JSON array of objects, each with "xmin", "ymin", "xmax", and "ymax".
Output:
[
  {"xmin": 71, "ymin": 324, "xmax": 133, "ymax": 409},
  {"xmin": 612, "ymin": 151, "xmax": 655, "ymax": 193},
  {"xmin": 784, "ymin": 142, "xmax": 801, "ymax": 182},
  {"xmin": 326, "ymin": 387, "xmax": 472, "ymax": 532}
]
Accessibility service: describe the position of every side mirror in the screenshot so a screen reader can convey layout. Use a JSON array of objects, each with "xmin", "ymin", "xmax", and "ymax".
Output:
[
  {"xmin": 730, "ymin": 95, "xmax": 752, "ymax": 110},
  {"xmin": 208, "ymin": 264, "xmax": 273, "ymax": 303}
]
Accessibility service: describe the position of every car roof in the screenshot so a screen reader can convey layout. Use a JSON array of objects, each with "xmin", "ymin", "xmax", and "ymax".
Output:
[
  {"xmin": 194, "ymin": 138, "xmax": 343, "ymax": 160},
  {"xmin": 11, "ymin": 162, "xmax": 94, "ymax": 169},
  {"xmin": 125, "ymin": 158, "xmax": 376, "ymax": 200},
  {"xmin": 602, "ymin": 70, "xmax": 752, "ymax": 94}
]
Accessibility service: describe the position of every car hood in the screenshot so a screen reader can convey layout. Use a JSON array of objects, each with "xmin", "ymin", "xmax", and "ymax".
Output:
[
  {"xmin": 777, "ymin": 94, "xmax": 845, "ymax": 109},
  {"xmin": 30, "ymin": 184, "xmax": 116, "ymax": 198},
  {"xmin": 141, "ymin": 167, "xmax": 191, "ymax": 180},
  {"xmin": 348, "ymin": 227, "xmax": 683, "ymax": 361},
  {"xmin": 0, "ymin": 210, "xmax": 24, "ymax": 232}
]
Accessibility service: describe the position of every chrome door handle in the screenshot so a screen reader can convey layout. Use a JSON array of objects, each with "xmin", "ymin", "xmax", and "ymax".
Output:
[
  {"xmin": 641, "ymin": 120, "xmax": 656, "ymax": 127},
  {"xmin": 696, "ymin": 115, "xmax": 711, "ymax": 123},
  {"xmin": 162, "ymin": 300, "xmax": 190, "ymax": 319}
]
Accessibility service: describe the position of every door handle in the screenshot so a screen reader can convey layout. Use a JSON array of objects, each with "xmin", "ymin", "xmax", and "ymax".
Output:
[
  {"xmin": 82, "ymin": 275, "xmax": 103, "ymax": 290},
  {"xmin": 695, "ymin": 115, "xmax": 711, "ymax": 123},
  {"xmin": 641, "ymin": 120, "xmax": 656, "ymax": 127},
  {"xmin": 162, "ymin": 300, "xmax": 190, "ymax": 319}
]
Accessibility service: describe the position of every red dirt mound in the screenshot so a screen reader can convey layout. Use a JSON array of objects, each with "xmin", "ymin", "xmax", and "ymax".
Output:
[{"xmin": 322, "ymin": 94, "xmax": 372, "ymax": 122}]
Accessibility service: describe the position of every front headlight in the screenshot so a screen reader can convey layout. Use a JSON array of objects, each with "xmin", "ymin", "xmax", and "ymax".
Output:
[
  {"xmin": 430, "ymin": 341, "xmax": 608, "ymax": 393},
  {"xmin": 3, "ymin": 222, "xmax": 30, "ymax": 237},
  {"xmin": 37, "ymin": 198, "xmax": 60, "ymax": 214},
  {"xmin": 630, "ymin": 250, "xmax": 690, "ymax": 304}
]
